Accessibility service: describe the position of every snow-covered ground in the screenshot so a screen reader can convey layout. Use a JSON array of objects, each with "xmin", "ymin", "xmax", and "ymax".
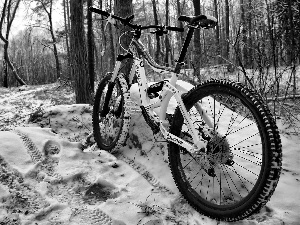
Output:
[{"xmin": 0, "ymin": 81, "xmax": 299, "ymax": 225}]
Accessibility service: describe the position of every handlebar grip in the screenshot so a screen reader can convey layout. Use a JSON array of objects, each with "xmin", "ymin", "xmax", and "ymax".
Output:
[
  {"xmin": 166, "ymin": 26, "xmax": 184, "ymax": 32},
  {"xmin": 89, "ymin": 7, "xmax": 109, "ymax": 17}
]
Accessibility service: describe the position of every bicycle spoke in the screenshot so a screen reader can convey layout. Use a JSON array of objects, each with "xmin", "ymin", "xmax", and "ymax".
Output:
[{"xmin": 231, "ymin": 132, "xmax": 260, "ymax": 148}]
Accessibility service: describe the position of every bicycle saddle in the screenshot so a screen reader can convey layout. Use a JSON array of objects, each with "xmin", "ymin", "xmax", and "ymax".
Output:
[{"xmin": 178, "ymin": 15, "xmax": 217, "ymax": 28}]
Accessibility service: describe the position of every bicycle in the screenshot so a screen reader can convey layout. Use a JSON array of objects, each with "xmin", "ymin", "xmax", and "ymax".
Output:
[{"xmin": 90, "ymin": 7, "xmax": 282, "ymax": 222}]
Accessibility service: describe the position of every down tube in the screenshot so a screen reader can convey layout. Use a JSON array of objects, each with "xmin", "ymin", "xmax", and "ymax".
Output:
[
  {"xmin": 164, "ymin": 82, "xmax": 207, "ymax": 150},
  {"xmin": 134, "ymin": 58, "xmax": 150, "ymax": 106},
  {"xmin": 175, "ymin": 83, "xmax": 214, "ymax": 130}
]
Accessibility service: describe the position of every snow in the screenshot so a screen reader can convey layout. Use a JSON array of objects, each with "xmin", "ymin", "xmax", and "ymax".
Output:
[{"xmin": 0, "ymin": 80, "xmax": 299, "ymax": 224}]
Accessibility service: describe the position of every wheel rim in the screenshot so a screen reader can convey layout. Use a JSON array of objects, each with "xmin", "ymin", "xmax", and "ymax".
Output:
[{"xmin": 178, "ymin": 89, "xmax": 266, "ymax": 209}]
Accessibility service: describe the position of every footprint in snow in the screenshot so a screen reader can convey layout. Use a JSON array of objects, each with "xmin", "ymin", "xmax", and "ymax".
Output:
[
  {"xmin": 43, "ymin": 139, "xmax": 61, "ymax": 156},
  {"xmin": 83, "ymin": 182, "xmax": 121, "ymax": 205},
  {"xmin": 36, "ymin": 140, "xmax": 62, "ymax": 183}
]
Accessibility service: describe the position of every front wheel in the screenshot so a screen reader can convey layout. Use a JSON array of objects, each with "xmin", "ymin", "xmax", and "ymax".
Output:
[
  {"xmin": 92, "ymin": 73, "xmax": 130, "ymax": 152},
  {"xmin": 168, "ymin": 79, "xmax": 282, "ymax": 221}
]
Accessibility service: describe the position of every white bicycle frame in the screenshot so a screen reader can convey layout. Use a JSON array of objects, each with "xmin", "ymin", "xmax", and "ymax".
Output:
[{"xmin": 110, "ymin": 38, "xmax": 214, "ymax": 154}]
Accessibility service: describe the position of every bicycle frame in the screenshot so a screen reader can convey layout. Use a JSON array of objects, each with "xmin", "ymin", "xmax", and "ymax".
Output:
[{"xmin": 110, "ymin": 33, "xmax": 214, "ymax": 154}]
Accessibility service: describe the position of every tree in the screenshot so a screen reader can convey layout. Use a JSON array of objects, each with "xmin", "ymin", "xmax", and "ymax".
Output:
[
  {"xmin": 176, "ymin": 0, "xmax": 185, "ymax": 48},
  {"xmin": 224, "ymin": 0, "xmax": 230, "ymax": 60},
  {"xmin": 247, "ymin": 0, "xmax": 253, "ymax": 67},
  {"xmin": 70, "ymin": 0, "xmax": 92, "ymax": 103},
  {"xmin": 164, "ymin": 0, "xmax": 171, "ymax": 66},
  {"xmin": 240, "ymin": 0, "xmax": 248, "ymax": 67},
  {"xmin": 192, "ymin": 0, "xmax": 201, "ymax": 80},
  {"xmin": 32, "ymin": 0, "xmax": 61, "ymax": 79},
  {"xmin": 0, "ymin": 0, "xmax": 26, "ymax": 87},
  {"xmin": 287, "ymin": 0, "xmax": 297, "ymax": 97},
  {"xmin": 108, "ymin": 0, "xmax": 115, "ymax": 72},
  {"xmin": 142, "ymin": 0, "xmax": 153, "ymax": 59},
  {"xmin": 213, "ymin": 0, "xmax": 221, "ymax": 64},
  {"xmin": 114, "ymin": 0, "xmax": 133, "ymax": 75},
  {"xmin": 87, "ymin": 0, "xmax": 95, "ymax": 91},
  {"xmin": 62, "ymin": 0, "xmax": 71, "ymax": 78},
  {"xmin": 151, "ymin": 0, "xmax": 161, "ymax": 64}
]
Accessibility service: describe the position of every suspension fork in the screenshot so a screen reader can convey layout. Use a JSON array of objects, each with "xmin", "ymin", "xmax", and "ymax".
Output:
[{"xmin": 100, "ymin": 53, "xmax": 133, "ymax": 117}]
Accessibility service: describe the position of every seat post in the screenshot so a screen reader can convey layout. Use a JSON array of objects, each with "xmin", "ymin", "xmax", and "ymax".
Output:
[{"xmin": 174, "ymin": 27, "xmax": 195, "ymax": 74}]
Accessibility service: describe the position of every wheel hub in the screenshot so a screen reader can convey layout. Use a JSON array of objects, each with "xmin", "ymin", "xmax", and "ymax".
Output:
[
  {"xmin": 179, "ymin": 130, "xmax": 234, "ymax": 177},
  {"xmin": 203, "ymin": 131, "xmax": 234, "ymax": 177},
  {"xmin": 206, "ymin": 131, "xmax": 232, "ymax": 165}
]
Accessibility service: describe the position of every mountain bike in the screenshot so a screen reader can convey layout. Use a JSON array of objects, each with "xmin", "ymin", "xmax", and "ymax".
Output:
[{"xmin": 90, "ymin": 7, "xmax": 282, "ymax": 222}]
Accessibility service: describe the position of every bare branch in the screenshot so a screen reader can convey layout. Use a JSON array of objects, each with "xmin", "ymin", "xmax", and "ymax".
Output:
[
  {"xmin": 7, "ymin": 0, "xmax": 21, "ymax": 33},
  {"xmin": 0, "ymin": 0, "xmax": 8, "ymax": 43}
]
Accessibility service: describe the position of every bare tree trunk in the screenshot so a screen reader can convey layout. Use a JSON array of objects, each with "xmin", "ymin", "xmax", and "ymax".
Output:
[
  {"xmin": 287, "ymin": 0, "xmax": 296, "ymax": 97},
  {"xmin": 248, "ymin": 0, "xmax": 253, "ymax": 68},
  {"xmin": 240, "ymin": 0, "xmax": 248, "ymax": 67},
  {"xmin": 70, "ymin": 0, "xmax": 92, "ymax": 103},
  {"xmin": 192, "ymin": 0, "xmax": 201, "ymax": 81},
  {"xmin": 142, "ymin": 0, "xmax": 153, "ymax": 60},
  {"xmin": 108, "ymin": 0, "xmax": 115, "ymax": 72},
  {"xmin": 114, "ymin": 0, "xmax": 133, "ymax": 76},
  {"xmin": 0, "ymin": 0, "xmax": 26, "ymax": 86},
  {"xmin": 298, "ymin": 1, "xmax": 300, "ymax": 62},
  {"xmin": 97, "ymin": 0, "xmax": 105, "ymax": 78},
  {"xmin": 39, "ymin": 0, "xmax": 61, "ymax": 79},
  {"xmin": 214, "ymin": 0, "xmax": 221, "ymax": 64},
  {"xmin": 87, "ymin": 0, "xmax": 95, "ymax": 91},
  {"xmin": 151, "ymin": 0, "xmax": 161, "ymax": 64},
  {"xmin": 63, "ymin": 0, "xmax": 71, "ymax": 78},
  {"xmin": 265, "ymin": 0, "xmax": 278, "ymax": 94},
  {"xmin": 164, "ymin": 0, "xmax": 171, "ymax": 66},
  {"xmin": 225, "ymin": 0, "xmax": 230, "ymax": 60},
  {"xmin": 176, "ymin": 0, "xmax": 185, "ymax": 48},
  {"xmin": 3, "ymin": 59, "xmax": 8, "ymax": 87}
]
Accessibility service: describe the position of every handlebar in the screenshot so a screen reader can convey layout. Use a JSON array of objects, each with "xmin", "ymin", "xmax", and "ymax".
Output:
[{"xmin": 89, "ymin": 7, "xmax": 184, "ymax": 33}]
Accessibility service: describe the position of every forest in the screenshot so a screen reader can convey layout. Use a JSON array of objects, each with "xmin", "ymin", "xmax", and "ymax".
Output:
[{"xmin": 0, "ymin": 0, "xmax": 300, "ymax": 108}]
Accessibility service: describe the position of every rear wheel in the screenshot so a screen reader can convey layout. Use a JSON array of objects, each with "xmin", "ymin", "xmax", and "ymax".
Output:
[
  {"xmin": 92, "ymin": 73, "xmax": 130, "ymax": 152},
  {"xmin": 168, "ymin": 79, "xmax": 282, "ymax": 221}
]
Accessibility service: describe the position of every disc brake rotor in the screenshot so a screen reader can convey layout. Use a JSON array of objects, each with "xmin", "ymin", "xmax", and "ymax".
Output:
[
  {"xmin": 180, "ymin": 129, "xmax": 234, "ymax": 177},
  {"xmin": 206, "ymin": 131, "xmax": 232, "ymax": 165}
]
